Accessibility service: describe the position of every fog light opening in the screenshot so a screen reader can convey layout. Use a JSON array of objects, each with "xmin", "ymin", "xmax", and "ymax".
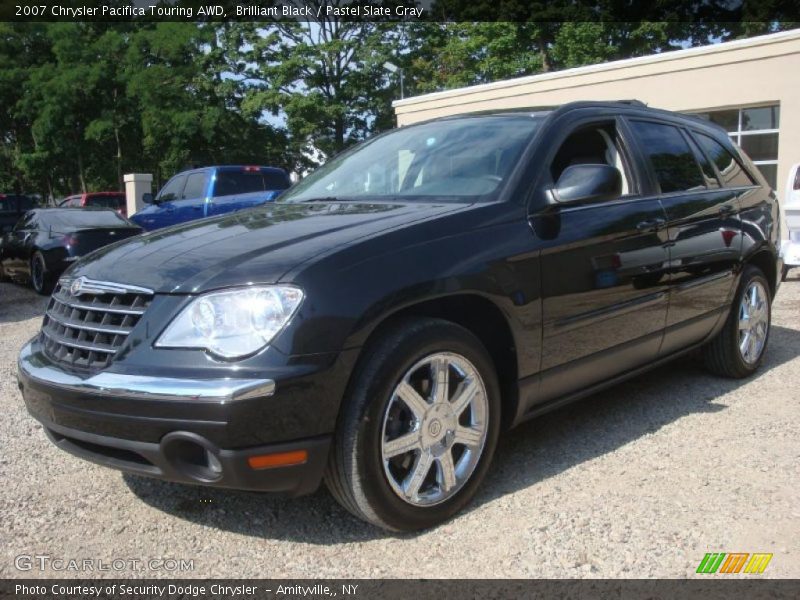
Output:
[{"xmin": 162, "ymin": 435, "xmax": 223, "ymax": 483}]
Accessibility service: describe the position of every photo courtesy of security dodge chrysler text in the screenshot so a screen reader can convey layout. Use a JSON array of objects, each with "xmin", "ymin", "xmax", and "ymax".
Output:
[{"xmin": 17, "ymin": 101, "xmax": 782, "ymax": 531}]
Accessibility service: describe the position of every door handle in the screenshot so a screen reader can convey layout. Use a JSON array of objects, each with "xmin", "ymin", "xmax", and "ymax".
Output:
[{"xmin": 636, "ymin": 217, "xmax": 666, "ymax": 232}]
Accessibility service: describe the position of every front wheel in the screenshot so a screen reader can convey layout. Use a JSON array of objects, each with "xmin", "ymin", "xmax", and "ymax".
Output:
[
  {"xmin": 703, "ymin": 265, "xmax": 771, "ymax": 378},
  {"xmin": 325, "ymin": 318, "xmax": 501, "ymax": 531}
]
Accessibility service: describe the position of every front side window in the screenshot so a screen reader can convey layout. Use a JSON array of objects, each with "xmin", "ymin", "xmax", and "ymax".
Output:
[
  {"xmin": 158, "ymin": 175, "xmax": 186, "ymax": 202},
  {"xmin": 550, "ymin": 122, "xmax": 634, "ymax": 196},
  {"xmin": 629, "ymin": 121, "xmax": 705, "ymax": 194},
  {"xmin": 281, "ymin": 115, "xmax": 542, "ymax": 203}
]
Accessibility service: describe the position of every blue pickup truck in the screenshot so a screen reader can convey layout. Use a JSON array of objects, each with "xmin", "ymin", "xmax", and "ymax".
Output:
[{"xmin": 130, "ymin": 165, "xmax": 291, "ymax": 231}]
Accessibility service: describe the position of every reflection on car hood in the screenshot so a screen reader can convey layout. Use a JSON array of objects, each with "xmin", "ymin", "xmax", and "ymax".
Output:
[{"xmin": 69, "ymin": 201, "xmax": 459, "ymax": 293}]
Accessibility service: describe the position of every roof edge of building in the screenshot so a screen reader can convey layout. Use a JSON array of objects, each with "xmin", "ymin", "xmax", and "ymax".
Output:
[{"xmin": 392, "ymin": 28, "xmax": 800, "ymax": 110}]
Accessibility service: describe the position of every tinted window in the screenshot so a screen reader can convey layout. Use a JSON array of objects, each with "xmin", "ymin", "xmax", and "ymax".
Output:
[
  {"xmin": 158, "ymin": 175, "xmax": 186, "ymax": 202},
  {"xmin": 214, "ymin": 172, "xmax": 266, "ymax": 197},
  {"xmin": 630, "ymin": 121, "xmax": 705, "ymax": 193},
  {"xmin": 13, "ymin": 212, "xmax": 35, "ymax": 231},
  {"xmin": 264, "ymin": 171, "xmax": 290, "ymax": 190},
  {"xmin": 0, "ymin": 197, "xmax": 16, "ymax": 213},
  {"xmin": 86, "ymin": 194, "xmax": 125, "ymax": 209},
  {"xmin": 46, "ymin": 210, "xmax": 132, "ymax": 228},
  {"xmin": 281, "ymin": 116, "xmax": 542, "ymax": 202},
  {"xmin": 182, "ymin": 172, "xmax": 208, "ymax": 199},
  {"xmin": 694, "ymin": 133, "xmax": 755, "ymax": 188},
  {"xmin": 17, "ymin": 196, "xmax": 37, "ymax": 210},
  {"xmin": 686, "ymin": 137, "xmax": 719, "ymax": 188}
]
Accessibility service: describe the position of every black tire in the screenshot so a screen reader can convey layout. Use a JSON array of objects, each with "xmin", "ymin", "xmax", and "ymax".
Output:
[
  {"xmin": 782, "ymin": 265, "xmax": 790, "ymax": 282},
  {"xmin": 325, "ymin": 317, "xmax": 502, "ymax": 531},
  {"xmin": 30, "ymin": 251, "xmax": 54, "ymax": 295},
  {"xmin": 703, "ymin": 265, "xmax": 771, "ymax": 378}
]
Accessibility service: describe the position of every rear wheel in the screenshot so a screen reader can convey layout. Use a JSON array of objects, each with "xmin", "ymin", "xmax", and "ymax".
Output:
[
  {"xmin": 703, "ymin": 265, "xmax": 771, "ymax": 378},
  {"xmin": 325, "ymin": 318, "xmax": 501, "ymax": 531},
  {"xmin": 30, "ymin": 251, "xmax": 54, "ymax": 295}
]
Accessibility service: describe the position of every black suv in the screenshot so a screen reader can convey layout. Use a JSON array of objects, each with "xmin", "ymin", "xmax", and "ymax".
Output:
[{"xmin": 17, "ymin": 101, "xmax": 782, "ymax": 531}]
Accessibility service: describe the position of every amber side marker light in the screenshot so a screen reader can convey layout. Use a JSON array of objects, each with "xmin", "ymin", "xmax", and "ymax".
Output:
[{"xmin": 248, "ymin": 450, "xmax": 308, "ymax": 470}]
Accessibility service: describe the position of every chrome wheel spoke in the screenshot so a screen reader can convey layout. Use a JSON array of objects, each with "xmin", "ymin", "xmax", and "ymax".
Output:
[
  {"xmin": 450, "ymin": 378, "xmax": 478, "ymax": 416},
  {"xmin": 403, "ymin": 451, "xmax": 433, "ymax": 500},
  {"xmin": 454, "ymin": 425, "xmax": 483, "ymax": 447},
  {"xmin": 383, "ymin": 432, "xmax": 421, "ymax": 458},
  {"xmin": 431, "ymin": 357, "xmax": 450, "ymax": 404},
  {"xmin": 396, "ymin": 380, "xmax": 429, "ymax": 420},
  {"xmin": 437, "ymin": 451, "xmax": 457, "ymax": 493}
]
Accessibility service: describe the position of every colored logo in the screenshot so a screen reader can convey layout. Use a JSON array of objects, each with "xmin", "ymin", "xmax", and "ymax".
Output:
[{"xmin": 696, "ymin": 552, "xmax": 773, "ymax": 574}]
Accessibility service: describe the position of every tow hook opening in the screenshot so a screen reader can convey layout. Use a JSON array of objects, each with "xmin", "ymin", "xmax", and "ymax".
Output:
[{"xmin": 161, "ymin": 432, "xmax": 223, "ymax": 483}]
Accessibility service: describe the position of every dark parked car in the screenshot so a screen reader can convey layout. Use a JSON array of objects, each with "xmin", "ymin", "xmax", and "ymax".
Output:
[
  {"xmin": 130, "ymin": 165, "xmax": 291, "ymax": 231},
  {"xmin": 59, "ymin": 192, "xmax": 128, "ymax": 216},
  {"xmin": 17, "ymin": 102, "xmax": 782, "ymax": 531},
  {"xmin": 0, "ymin": 193, "xmax": 39, "ymax": 234},
  {"xmin": 1, "ymin": 208, "xmax": 142, "ymax": 294}
]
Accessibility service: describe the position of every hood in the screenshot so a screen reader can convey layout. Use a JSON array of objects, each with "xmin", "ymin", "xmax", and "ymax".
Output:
[{"xmin": 70, "ymin": 201, "xmax": 460, "ymax": 293}]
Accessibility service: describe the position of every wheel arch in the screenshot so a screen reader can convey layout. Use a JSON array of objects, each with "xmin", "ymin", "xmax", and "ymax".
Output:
[
  {"xmin": 348, "ymin": 293, "xmax": 521, "ymax": 429},
  {"xmin": 744, "ymin": 246, "xmax": 778, "ymax": 299}
]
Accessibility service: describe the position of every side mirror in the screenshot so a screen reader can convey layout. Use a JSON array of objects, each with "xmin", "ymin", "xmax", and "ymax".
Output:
[
  {"xmin": 553, "ymin": 164, "xmax": 622, "ymax": 205},
  {"xmin": 142, "ymin": 192, "xmax": 154, "ymax": 205}
]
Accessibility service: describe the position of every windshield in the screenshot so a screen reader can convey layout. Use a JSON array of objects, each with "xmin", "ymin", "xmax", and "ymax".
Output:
[{"xmin": 280, "ymin": 115, "xmax": 543, "ymax": 203}]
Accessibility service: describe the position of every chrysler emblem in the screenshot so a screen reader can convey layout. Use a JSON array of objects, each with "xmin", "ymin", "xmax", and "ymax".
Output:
[{"xmin": 70, "ymin": 277, "xmax": 86, "ymax": 296}]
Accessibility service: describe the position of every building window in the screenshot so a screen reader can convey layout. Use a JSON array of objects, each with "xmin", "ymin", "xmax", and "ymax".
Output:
[{"xmin": 689, "ymin": 105, "xmax": 779, "ymax": 189}]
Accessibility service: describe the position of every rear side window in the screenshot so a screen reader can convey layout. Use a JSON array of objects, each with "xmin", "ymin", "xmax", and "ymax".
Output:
[
  {"xmin": 182, "ymin": 172, "xmax": 208, "ymax": 199},
  {"xmin": 629, "ymin": 121, "xmax": 705, "ymax": 193},
  {"xmin": 214, "ymin": 171, "xmax": 266, "ymax": 197},
  {"xmin": 693, "ymin": 132, "xmax": 756, "ymax": 188},
  {"xmin": 86, "ymin": 194, "xmax": 125, "ymax": 209},
  {"xmin": 50, "ymin": 210, "xmax": 131, "ymax": 228}
]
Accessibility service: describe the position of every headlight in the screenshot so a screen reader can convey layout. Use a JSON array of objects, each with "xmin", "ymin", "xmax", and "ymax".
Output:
[{"xmin": 155, "ymin": 286, "xmax": 303, "ymax": 359}]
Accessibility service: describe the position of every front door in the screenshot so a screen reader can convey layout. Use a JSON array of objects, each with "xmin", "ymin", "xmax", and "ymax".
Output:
[{"xmin": 533, "ymin": 119, "xmax": 670, "ymax": 405}]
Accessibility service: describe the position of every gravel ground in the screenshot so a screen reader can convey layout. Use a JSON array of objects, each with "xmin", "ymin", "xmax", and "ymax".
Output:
[{"xmin": 1, "ymin": 278, "xmax": 798, "ymax": 579}]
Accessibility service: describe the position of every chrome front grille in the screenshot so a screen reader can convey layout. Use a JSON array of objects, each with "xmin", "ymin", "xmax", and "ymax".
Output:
[{"xmin": 41, "ymin": 277, "xmax": 154, "ymax": 370}]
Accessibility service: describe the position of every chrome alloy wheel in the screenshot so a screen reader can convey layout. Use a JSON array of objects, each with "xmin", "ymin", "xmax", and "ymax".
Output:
[
  {"xmin": 31, "ymin": 254, "xmax": 45, "ymax": 292},
  {"xmin": 380, "ymin": 352, "xmax": 489, "ymax": 506},
  {"xmin": 738, "ymin": 280, "xmax": 769, "ymax": 364}
]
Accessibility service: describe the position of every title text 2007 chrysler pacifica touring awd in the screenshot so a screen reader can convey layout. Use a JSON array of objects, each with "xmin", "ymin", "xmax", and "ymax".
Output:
[{"xmin": 18, "ymin": 101, "xmax": 782, "ymax": 531}]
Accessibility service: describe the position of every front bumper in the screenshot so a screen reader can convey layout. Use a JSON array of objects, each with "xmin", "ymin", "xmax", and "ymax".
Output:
[{"xmin": 17, "ymin": 340, "xmax": 342, "ymax": 495}]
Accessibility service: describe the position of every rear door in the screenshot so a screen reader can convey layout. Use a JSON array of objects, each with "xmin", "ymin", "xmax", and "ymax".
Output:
[
  {"xmin": 534, "ymin": 116, "xmax": 670, "ymax": 405},
  {"xmin": 627, "ymin": 119, "xmax": 742, "ymax": 355}
]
